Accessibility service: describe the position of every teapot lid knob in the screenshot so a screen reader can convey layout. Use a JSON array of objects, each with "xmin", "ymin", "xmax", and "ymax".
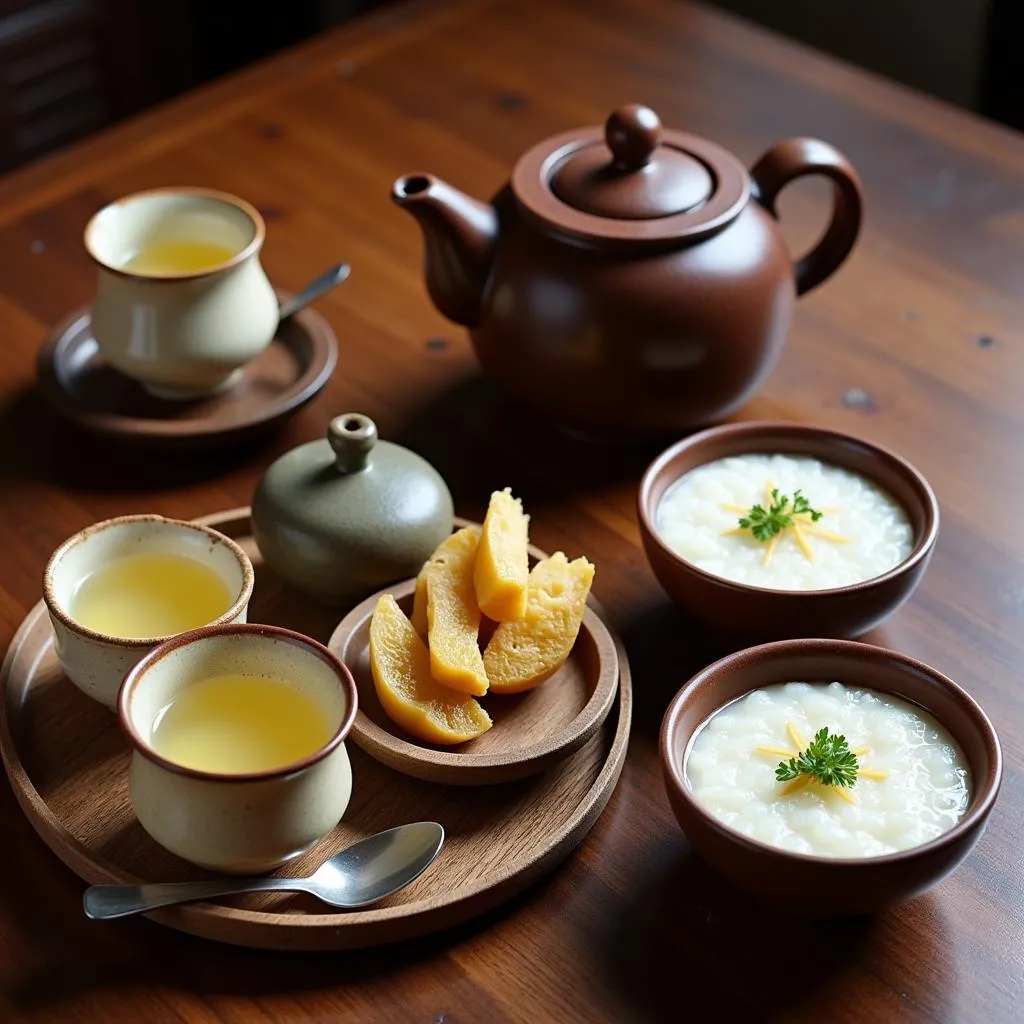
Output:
[
  {"xmin": 328, "ymin": 413, "xmax": 377, "ymax": 473},
  {"xmin": 605, "ymin": 104, "xmax": 662, "ymax": 170}
]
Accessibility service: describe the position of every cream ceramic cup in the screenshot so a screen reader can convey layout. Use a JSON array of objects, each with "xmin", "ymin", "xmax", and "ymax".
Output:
[
  {"xmin": 85, "ymin": 188, "xmax": 279, "ymax": 398},
  {"xmin": 119, "ymin": 624, "xmax": 357, "ymax": 874},
  {"xmin": 43, "ymin": 515, "xmax": 254, "ymax": 710}
]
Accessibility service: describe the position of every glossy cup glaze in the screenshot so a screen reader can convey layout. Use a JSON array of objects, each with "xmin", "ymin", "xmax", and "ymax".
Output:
[
  {"xmin": 637, "ymin": 421, "xmax": 939, "ymax": 641},
  {"xmin": 86, "ymin": 187, "xmax": 279, "ymax": 398},
  {"xmin": 120, "ymin": 623, "xmax": 358, "ymax": 874},
  {"xmin": 660, "ymin": 639, "xmax": 1001, "ymax": 916},
  {"xmin": 43, "ymin": 514, "xmax": 254, "ymax": 709}
]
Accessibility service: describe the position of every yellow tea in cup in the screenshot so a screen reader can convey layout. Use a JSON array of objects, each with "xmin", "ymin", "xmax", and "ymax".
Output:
[
  {"xmin": 123, "ymin": 239, "xmax": 238, "ymax": 276},
  {"xmin": 71, "ymin": 552, "xmax": 233, "ymax": 639},
  {"xmin": 151, "ymin": 674, "xmax": 334, "ymax": 774}
]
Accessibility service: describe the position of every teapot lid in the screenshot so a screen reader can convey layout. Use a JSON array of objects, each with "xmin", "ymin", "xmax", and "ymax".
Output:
[
  {"xmin": 551, "ymin": 105, "xmax": 713, "ymax": 219},
  {"xmin": 512, "ymin": 103, "xmax": 750, "ymax": 247}
]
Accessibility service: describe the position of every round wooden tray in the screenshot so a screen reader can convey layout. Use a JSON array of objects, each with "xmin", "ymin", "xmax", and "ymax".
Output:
[
  {"xmin": 330, "ymin": 566, "xmax": 619, "ymax": 786},
  {"xmin": 35, "ymin": 293, "xmax": 337, "ymax": 449},
  {"xmin": 0, "ymin": 508, "xmax": 632, "ymax": 950}
]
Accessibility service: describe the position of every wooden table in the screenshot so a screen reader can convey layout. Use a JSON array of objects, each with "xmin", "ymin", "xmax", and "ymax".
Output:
[{"xmin": 1, "ymin": 0, "xmax": 1021, "ymax": 1019}]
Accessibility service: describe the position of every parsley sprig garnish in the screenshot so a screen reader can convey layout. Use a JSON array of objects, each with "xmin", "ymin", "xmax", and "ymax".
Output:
[
  {"xmin": 738, "ymin": 488, "xmax": 823, "ymax": 542},
  {"xmin": 775, "ymin": 727, "xmax": 859, "ymax": 789}
]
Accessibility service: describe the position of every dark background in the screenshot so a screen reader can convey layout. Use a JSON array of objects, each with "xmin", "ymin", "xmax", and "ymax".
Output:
[{"xmin": 0, "ymin": 0, "xmax": 1019, "ymax": 173}]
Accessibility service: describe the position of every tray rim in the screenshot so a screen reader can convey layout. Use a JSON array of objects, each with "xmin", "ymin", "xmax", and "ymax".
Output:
[
  {"xmin": 0, "ymin": 506, "xmax": 633, "ymax": 950},
  {"xmin": 35, "ymin": 294, "xmax": 337, "ymax": 445}
]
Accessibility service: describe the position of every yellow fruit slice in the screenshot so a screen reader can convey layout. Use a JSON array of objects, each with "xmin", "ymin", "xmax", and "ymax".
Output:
[
  {"xmin": 424, "ymin": 527, "xmax": 489, "ymax": 695},
  {"xmin": 483, "ymin": 552, "xmax": 595, "ymax": 693},
  {"xmin": 474, "ymin": 488, "xmax": 530, "ymax": 621},
  {"xmin": 411, "ymin": 527, "xmax": 478, "ymax": 639},
  {"xmin": 410, "ymin": 566, "xmax": 429, "ymax": 638},
  {"xmin": 368, "ymin": 594, "xmax": 492, "ymax": 745},
  {"xmin": 410, "ymin": 527, "xmax": 469, "ymax": 639}
]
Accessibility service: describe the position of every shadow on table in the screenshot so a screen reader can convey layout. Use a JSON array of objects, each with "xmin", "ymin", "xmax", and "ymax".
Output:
[
  {"xmin": 0, "ymin": 384, "xmax": 275, "ymax": 493},
  {"xmin": 393, "ymin": 372, "xmax": 675, "ymax": 520},
  {"xmin": 2, "ymin": 810, "xmax": 564, "ymax": 1013},
  {"xmin": 2, "ymin": 367, "xmax": 677, "ymax": 502},
  {"xmin": 619, "ymin": 600, "xmax": 907, "ymax": 739},
  {"xmin": 599, "ymin": 600, "xmax": 949, "ymax": 1021},
  {"xmin": 595, "ymin": 837, "xmax": 952, "ymax": 1021},
  {"xmin": 620, "ymin": 602, "xmax": 732, "ymax": 737}
]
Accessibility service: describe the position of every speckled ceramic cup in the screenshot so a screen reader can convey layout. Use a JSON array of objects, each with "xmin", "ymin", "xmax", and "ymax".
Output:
[
  {"xmin": 119, "ymin": 623, "xmax": 358, "ymax": 874},
  {"xmin": 43, "ymin": 514, "xmax": 254, "ymax": 709},
  {"xmin": 86, "ymin": 188, "xmax": 279, "ymax": 398}
]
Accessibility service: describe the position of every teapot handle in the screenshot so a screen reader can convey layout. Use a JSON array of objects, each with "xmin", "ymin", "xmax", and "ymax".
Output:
[{"xmin": 750, "ymin": 138, "xmax": 863, "ymax": 296}]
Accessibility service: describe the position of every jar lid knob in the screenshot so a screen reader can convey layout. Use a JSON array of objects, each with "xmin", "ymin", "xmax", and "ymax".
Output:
[
  {"xmin": 605, "ymin": 103, "xmax": 662, "ymax": 170},
  {"xmin": 328, "ymin": 414, "xmax": 377, "ymax": 473}
]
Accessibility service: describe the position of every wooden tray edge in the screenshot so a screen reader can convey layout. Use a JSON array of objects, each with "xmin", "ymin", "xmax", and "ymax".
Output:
[
  {"xmin": 150, "ymin": 634, "xmax": 631, "ymax": 950},
  {"xmin": 0, "ymin": 509, "xmax": 634, "ymax": 950}
]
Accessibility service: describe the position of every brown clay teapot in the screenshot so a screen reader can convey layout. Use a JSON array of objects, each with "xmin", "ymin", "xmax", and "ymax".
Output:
[{"xmin": 393, "ymin": 104, "xmax": 862, "ymax": 438}]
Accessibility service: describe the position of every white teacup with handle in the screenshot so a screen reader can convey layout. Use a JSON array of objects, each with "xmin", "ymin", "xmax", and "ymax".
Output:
[{"xmin": 85, "ymin": 187, "xmax": 280, "ymax": 398}]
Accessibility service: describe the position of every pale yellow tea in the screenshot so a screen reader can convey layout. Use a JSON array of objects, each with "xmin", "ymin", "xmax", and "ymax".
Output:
[
  {"xmin": 123, "ymin": 239, "xmax": 237, "ymax": 275},
  {"xmin": 151, "ymin": 674, "xmax": 334, "ymax": 774},
  {"xmin": 71, "ymin": 552, "xmax": 233, "ymax": 639}
]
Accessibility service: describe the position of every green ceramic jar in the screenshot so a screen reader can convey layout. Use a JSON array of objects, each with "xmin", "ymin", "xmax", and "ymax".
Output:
[{"xmin": 252, "ymin": 413, "xmax": 454, "ymax": 604}]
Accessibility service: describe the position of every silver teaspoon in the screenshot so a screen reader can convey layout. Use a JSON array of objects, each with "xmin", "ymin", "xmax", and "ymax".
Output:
[
  {"xmin": 278, "ymin": 261, "xmax": 351, "ymax": 321},
  {"xmin": 83, "ymin": 821, "xmax": 443, "ymax": 921}
]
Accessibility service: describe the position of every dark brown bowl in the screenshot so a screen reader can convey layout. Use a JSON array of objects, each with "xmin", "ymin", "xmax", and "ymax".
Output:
[
  {"xmin": 637, "ymin": 421, "xmax": 939, "ymax": 641},
  {"xmin": 660, "ymin": 639, "xmax": 1001, "ymax": 916}
]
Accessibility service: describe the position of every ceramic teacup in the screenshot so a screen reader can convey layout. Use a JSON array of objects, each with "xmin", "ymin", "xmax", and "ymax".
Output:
[
  {"xmin": 119, "ymin": 623, "xmax": 358, "ymax": 874},
  {"xmin": 43, "ymin": 514, "xmax": 254, "ymax": 709},
  {"xmin": 85, "ymin": 187, "xmax": 279, "ymax": 398}
]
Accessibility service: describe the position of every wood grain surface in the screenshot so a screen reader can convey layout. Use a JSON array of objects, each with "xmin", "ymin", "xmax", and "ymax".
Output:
[{"xmin": 0, "ymin": 0, "xmax": 1022, "ymax": 1019}]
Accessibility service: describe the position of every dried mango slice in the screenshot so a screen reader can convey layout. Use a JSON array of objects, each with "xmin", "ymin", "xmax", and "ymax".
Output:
[
  {"xmin": 483, "ymin": 552, "xmax": 594, "ymax": 693},
  {"xmin": 369, "ymin": 594, "xmax": 491, "ymax": 745},
  {"xmin": 422, "ymin": 527, "xmax": 489, "ymax": 695},
  {"xmin": 474, "ymin": 488, "xmax": 530, "ymax": 621}
]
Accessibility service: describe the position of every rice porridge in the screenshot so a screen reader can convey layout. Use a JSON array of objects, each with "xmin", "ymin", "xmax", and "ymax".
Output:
[
  {"xmin": 685, "ymin": 681, "xmax": 970, "ymax": 858},
  {"xmin": 656, "ymin": 454, "xmax": 914, "ymax": 590}
]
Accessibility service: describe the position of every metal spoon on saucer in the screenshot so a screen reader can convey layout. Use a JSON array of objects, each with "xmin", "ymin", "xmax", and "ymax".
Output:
[
  {"xmin": 278, "ymin": 261, "xmax": 351, "ymax": 322},
  {"xmin": 83, "ymin": 821, "xmax": 443, "ymax": 920}
]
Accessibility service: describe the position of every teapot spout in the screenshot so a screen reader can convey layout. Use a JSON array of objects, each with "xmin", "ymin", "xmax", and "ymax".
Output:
[{"xmin": 392, "ymin": 174, "xmax": 498, "ymax": 328}]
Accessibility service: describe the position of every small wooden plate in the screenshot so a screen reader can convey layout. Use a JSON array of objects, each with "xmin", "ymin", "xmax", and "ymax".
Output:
[
  {"xmin": 331, "ymin": 573, "xmax": 619, "ymax": 786},
  {"xmin": 35, "ymin": 294, "xmax": 337, "ymax": 448},
  {"xmin": 0, "ymin": 507, "xmax": 632, "ymax": 950}
]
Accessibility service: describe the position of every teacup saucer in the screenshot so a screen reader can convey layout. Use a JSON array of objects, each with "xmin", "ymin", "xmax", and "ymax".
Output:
[{"xmin": 35, "ymin": 291, "xmax": 337, "ymax": 449}]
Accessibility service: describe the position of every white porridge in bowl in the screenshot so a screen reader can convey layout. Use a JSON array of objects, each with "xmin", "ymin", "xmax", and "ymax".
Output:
[
  {"xmin": 655, "ymin": 453, "xmax": 914, "ymax": 590},
  {"xmin": 684, "ymin": 681, "xmax": 970, "ymax": 859}
]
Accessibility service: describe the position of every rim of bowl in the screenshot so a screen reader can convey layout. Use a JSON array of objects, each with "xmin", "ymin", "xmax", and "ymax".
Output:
[
  {"xmin": 637, "ymin": 420, "xmax": 940, "ymax": 598},
  {"xmin": 659, "ymin": 638, "xmax": 1003, "ymax": 868},
  {"xmin": 118, "ymin": 622, "xmax": 360, "ymax": 783},
  {"xmin": 42, "ymin": 514, "xmax": 255, "ymax": 648},
  {"xmin": 83, "ymin": 186, "xmax": 266, "ymax": 282}
]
